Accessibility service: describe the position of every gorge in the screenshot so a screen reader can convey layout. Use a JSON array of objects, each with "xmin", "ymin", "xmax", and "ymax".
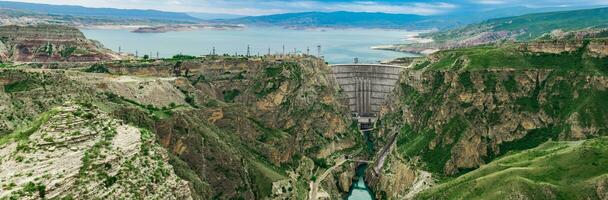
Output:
[{"xmin": 1, "ymin": 10, "xmax": 608, "ymax": 199}]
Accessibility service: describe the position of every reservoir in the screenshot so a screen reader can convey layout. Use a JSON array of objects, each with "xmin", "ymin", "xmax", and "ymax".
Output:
[{"xmin": 82, "ymin": 27, "xmax": 419, "ymax": 64}]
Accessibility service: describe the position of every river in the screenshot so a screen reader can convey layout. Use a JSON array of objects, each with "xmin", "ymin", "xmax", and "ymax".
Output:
[
  {"xmin": 346, "ymin": 164, "xmax": 374, "ymax": 200},
  {"xmin": 81, "ymin": 27, "xmax": 419, "ymax": 64}
]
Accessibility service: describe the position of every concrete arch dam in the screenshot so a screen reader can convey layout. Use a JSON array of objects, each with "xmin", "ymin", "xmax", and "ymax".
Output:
[{"xmin": 330, "ymin": 64, "xmax": 407, "ymax": 123}]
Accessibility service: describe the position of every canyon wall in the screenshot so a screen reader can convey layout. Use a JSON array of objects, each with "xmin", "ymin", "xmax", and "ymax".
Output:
[
  {"xmin": 0, "ymin": 56, "xmax": 362, "ymax": 199},
  {"xmin": 0, "ymin": 25, "xmax": 120, "ymax": 62}
]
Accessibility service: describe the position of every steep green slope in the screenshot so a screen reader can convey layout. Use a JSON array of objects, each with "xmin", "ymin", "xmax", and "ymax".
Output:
[
  {"xmin": 419, "ymin": 40, "xmax": 608, "ymax": 74},
  {"xmin": 368, "ymin": 40, "xmax": 608, "ymax": 199},
  {"xmin": 416, "ymin": 138, "xmax": 608, "ymax": 200},
  {"xmin": 387, "ymin": 7, "xmax": 608, "ymax": 54},
  {"xmin": 429, "ymin": 7, "xmax": 608, "ymax": 42}
]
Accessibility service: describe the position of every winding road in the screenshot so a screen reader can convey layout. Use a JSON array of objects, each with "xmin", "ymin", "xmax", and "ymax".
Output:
[{"xmin": 308, "ymin": 158, "xmax": 347, "ymax": 200}]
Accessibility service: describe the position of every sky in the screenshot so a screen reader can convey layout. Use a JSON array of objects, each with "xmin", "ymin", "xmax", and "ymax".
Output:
[{"xmin": 9, "ymin": 0, "xmax": 608, "ymax": 16}]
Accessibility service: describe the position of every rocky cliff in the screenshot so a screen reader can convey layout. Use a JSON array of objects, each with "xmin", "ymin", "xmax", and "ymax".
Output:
[
  {"xmin": 111, "ymin": 56, "xmax": 361, "ymax": 199},
  {"xmin": 0, "ymin": 55, "xmax": 362, "ymax": 199},
  {"xmin": 0, "ymin": 25, "xmax": 120, "ymax": 62},
  {"xmin": 0, "ymin": 103, "xmax": 192, "ymax": 199},
  {"xmin": 522, "ymin": 39, "xmax": 608, "ymax": 57},
  {"xmin": 368, "ymin": 41, "xmax": 608, "ymax": 199}
]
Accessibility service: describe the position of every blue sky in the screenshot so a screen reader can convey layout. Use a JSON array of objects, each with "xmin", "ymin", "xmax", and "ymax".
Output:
[{"xmin": 12, "ymin": 0, "xmax": 608, "ymax": 16}]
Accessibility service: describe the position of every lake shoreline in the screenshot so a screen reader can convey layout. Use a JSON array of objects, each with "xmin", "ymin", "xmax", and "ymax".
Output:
[{"xmin": 82, "ymin": 27, "xmax": 419, "ymax": 64}]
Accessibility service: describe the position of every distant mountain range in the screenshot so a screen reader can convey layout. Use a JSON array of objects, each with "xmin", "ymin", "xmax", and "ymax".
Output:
[
  {"xmin": 212, "ymin": 11, "xmax": 428, "ymax": 29},
  {"xmin": 0, "ymin": 1, "xmax": 200, "ymax": 23},
  {"xmin": 212, "ymin": 6, "xmax": 604, "ymax": 30},
  {"xmin": 187, "ymin": 12, "xmax": 246, "ymax": 20},
  {"xmin": 0, "ymin": 0, "xmax": 604, "ymax": 30}
]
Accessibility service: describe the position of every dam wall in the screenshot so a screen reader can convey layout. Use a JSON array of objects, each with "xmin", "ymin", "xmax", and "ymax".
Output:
[{"xmin": 330, "ymin": 64, "xmax": 406, "ymax": 117}]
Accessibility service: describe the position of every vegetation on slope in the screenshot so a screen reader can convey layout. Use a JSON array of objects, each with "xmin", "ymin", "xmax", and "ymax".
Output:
[
  {"xmin": 427, "ymin": 7, "xmax": 608, "ymax": 42},
  {"xmin": 416, "ymin": 138, "xmax": 608, "ymax": 200},
  {"xmin": 77, "ymin": 56, "xmax": 362, "ymax": 199},
  {"xmin": 382, "ymin": 68, "xmax": 608, "ymax": 175},
  {"xmin": 389, "ymin": 7, "xmax": 608, "ymax": 54},
  {"xmin": 416, "ymin": 41, "xmax": 608, "ymax": 75}
]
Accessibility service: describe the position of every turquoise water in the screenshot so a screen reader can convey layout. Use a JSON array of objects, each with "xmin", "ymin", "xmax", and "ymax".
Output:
[
  {"xmin": 81, "ymin": 27, "xmax": 417, "ymax": 64},
  {"xmin": 347, "ymin": 164, "xmax": 374, "ymax": 200}
]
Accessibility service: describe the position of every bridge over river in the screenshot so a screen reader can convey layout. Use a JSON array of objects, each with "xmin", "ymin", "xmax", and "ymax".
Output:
[{"xmin": 330, "ymin": 64, "xmax": 408, "ymax": 128}]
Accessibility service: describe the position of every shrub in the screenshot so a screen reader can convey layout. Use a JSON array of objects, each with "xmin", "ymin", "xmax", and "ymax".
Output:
[
  {"xmin": 4, "ymin": 80, "xmax": 38, "ymax": 93},
  {"xmin": 84, "ymin": 64, "xmax": 110, "ymax": 73},
  {"xmin": 223, "ymin": 89, "xmax": 241, "ymax": 103},
  {"xmin": 171, "ymin": 54, "xmax": 197, "ymax": 60}
]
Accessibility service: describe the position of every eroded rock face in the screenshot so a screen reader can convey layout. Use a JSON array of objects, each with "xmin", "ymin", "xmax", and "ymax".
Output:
[
  {"xmin": 370, "ymin": 68, "xmax": 608, "ymax": 199},
  {"xmin": 521, "ymin": 39, "xmax": 608, "ymax": 58},
  {"xmin": 522, "ymin": 40, "xmax": 584, "ymax": 54},
  {"xmin": 588, "ymin": 40, "xmax": 608, "ymax": 57},
  {"xmin": 0, "ymin": 56, "xmax": 361, "ymax": 199},
  {"xmin": 367, "ymin": 157, "xmax": 417, "ymax": 199},
  {"xmin": 0, "ymin": 25, "xmax": 121, "ymax": 62},
  {"xmin": 0, "ymin": 104, "xmax": 191, "ymax": 199}
]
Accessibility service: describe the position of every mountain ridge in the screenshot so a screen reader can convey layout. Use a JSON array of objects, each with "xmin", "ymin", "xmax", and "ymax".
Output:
[
  {"xmin": 212, "ymin": 11, "xmax": 427, "ymax": 29},
  {"xmin": 0, "ymin": 1, "xmax": 200, "ymax": 22}
]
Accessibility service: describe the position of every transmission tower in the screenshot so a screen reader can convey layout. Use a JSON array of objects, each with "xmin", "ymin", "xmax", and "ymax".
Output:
[{"xmin": 317, "ymin": 45, "xmax": 322, "ymax": 57}]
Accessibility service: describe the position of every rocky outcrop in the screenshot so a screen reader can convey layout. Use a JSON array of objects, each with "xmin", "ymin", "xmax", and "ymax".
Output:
[
  {"xmin": 0, "ymin": 25, "xmax": 121, "ymax": 62},
  {"xmin": 0, "ymin": 103, "xmax": 191, "ymax": 199},
  {"xmin": 588, "ymin": 40, "xmax": 608, "ymax": 57},
  {"xmin": 0, "ymin": 40, "xmax": 7, "ymax": 60},
  {"xmin": 367, "ymin": 156, "xmax": 417, "ymax": 200},
  {"xmin": 520, "ymin": 39, "xmax": 608, "ymax": 57},
  {"xmin": 0, "ymin": 56, "xmax": 361, "ymax": 199},
  {"xmin": 522, "ymin": 40, "xmax": 584, "ymax": 54}
]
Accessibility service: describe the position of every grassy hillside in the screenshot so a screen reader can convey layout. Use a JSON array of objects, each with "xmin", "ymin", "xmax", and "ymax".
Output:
[
  {"xmin": 387, "ymin": 7, "xmax": 608, "ymax": 54},
  {"xmin": 415, "ymin": 41, "xmax": 608, "ymax": 75},
  {"xmin": 416, "ymin": 138, "xmax": 608, "ymax": 200},
  {"xmin": 429, "ymin": 7, "xmax": 608, "ymax": 42}
]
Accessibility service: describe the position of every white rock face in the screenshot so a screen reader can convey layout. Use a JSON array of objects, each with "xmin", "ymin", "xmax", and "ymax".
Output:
[{"xmin": 0, "ymin": 104, "xmax": 192, "ymax": 199}]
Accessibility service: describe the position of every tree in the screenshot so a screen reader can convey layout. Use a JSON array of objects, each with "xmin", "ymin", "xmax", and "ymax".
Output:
[
  {"xmin": 143, "ymin": 55, "xmax": 150, "ymax": 60},
  {"xmin": 173, "ymin": 61, "xmax": 182, "ymax": 77}
]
